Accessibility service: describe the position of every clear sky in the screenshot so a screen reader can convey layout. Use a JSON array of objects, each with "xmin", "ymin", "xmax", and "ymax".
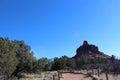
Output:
[{"xmin": 0, "ymin": 0, "xmax": 120, "ymax": 59}]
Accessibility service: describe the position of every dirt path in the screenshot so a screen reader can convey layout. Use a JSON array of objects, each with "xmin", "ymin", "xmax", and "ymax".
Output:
[{"xmin": 61, "ymin": 73, "xmax": 94, "ymax": 80}]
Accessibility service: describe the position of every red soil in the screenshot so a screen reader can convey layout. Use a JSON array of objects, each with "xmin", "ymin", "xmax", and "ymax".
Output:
[{"xmin": 61, "ymin": 73, "xmax": 93, "ymax": 80}]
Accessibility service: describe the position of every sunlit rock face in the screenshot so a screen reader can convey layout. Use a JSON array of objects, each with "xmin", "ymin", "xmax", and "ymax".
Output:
[{"xmin": 73, "ymin": 40, "xmax": 111, "ymax": 59}]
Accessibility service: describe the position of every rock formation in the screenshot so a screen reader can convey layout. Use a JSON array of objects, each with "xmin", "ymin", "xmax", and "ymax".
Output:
[{"xmin": 73, "ymin": 40, "xmax": 111, "ymax": 59}]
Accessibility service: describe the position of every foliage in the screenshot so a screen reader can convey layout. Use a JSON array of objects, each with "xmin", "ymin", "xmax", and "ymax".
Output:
[
  {"xmin": 66, "ymin": 58, "xmax": 76, "ymax": 69},
  {"xmin": 12, "ymin": 40, "xmax": 36, "ymax": 76},
  {"xmin": 75, "ymin": 54, "xmax": 89, "ymax": 69},
  {"xmin": 33, "ymin": 57, "xmax": 48, "ymax": 72},
  {"xmin": 0, "ymin": 38, "xmax": 18, "ymax": 78},
  {"xmin": 51, "ymin": 56, "xmax": 76, "ymax": 70},
  {"xmin": 44, "ymin": 59, "xmax": 53, "ymax": 71},
  {"xmin": 0, "ymin": 37, "xmax": 36, "ymax": 79}
]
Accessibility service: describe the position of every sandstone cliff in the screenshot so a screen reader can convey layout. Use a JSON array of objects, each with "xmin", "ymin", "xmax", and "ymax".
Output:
[{"xmin": 73, "ymin": 41, "xmax": 111, "ymax": 59}]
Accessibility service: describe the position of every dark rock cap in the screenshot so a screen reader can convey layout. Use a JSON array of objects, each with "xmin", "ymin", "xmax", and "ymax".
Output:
[{"xmin": 83, "ymin": 40, "xmax": 88, "ymax": 46}]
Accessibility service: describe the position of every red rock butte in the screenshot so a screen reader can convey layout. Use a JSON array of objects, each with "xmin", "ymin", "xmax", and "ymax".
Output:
[{"xmin": 73, "ymin": 40, "xmax": 111, "ymax": 59}]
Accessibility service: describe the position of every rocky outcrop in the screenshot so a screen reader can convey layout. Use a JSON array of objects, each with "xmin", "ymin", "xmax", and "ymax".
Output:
[{"xmin": 73, "ymin": 40, "xmax": 111, "ymax": 59}]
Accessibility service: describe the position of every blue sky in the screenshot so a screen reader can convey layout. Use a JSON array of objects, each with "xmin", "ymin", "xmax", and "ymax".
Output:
[{"xmin": 0, "ymin": 0, "xmax": 120, "ymax": 59}]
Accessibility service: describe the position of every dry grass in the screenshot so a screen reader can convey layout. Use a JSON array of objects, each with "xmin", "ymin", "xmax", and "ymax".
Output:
[
  {"xmin": 19, "ymin": 71, "xmax": 59, "ymax": 80},
  {"xmin": 18, "ymin": 70, "xmax": 120, "ymax": 80}
]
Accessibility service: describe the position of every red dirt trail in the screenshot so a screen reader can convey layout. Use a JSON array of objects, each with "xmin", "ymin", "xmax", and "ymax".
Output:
[{"xmin": 61, "ymin": 73, "xmax": 93, "ymax": 80}]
